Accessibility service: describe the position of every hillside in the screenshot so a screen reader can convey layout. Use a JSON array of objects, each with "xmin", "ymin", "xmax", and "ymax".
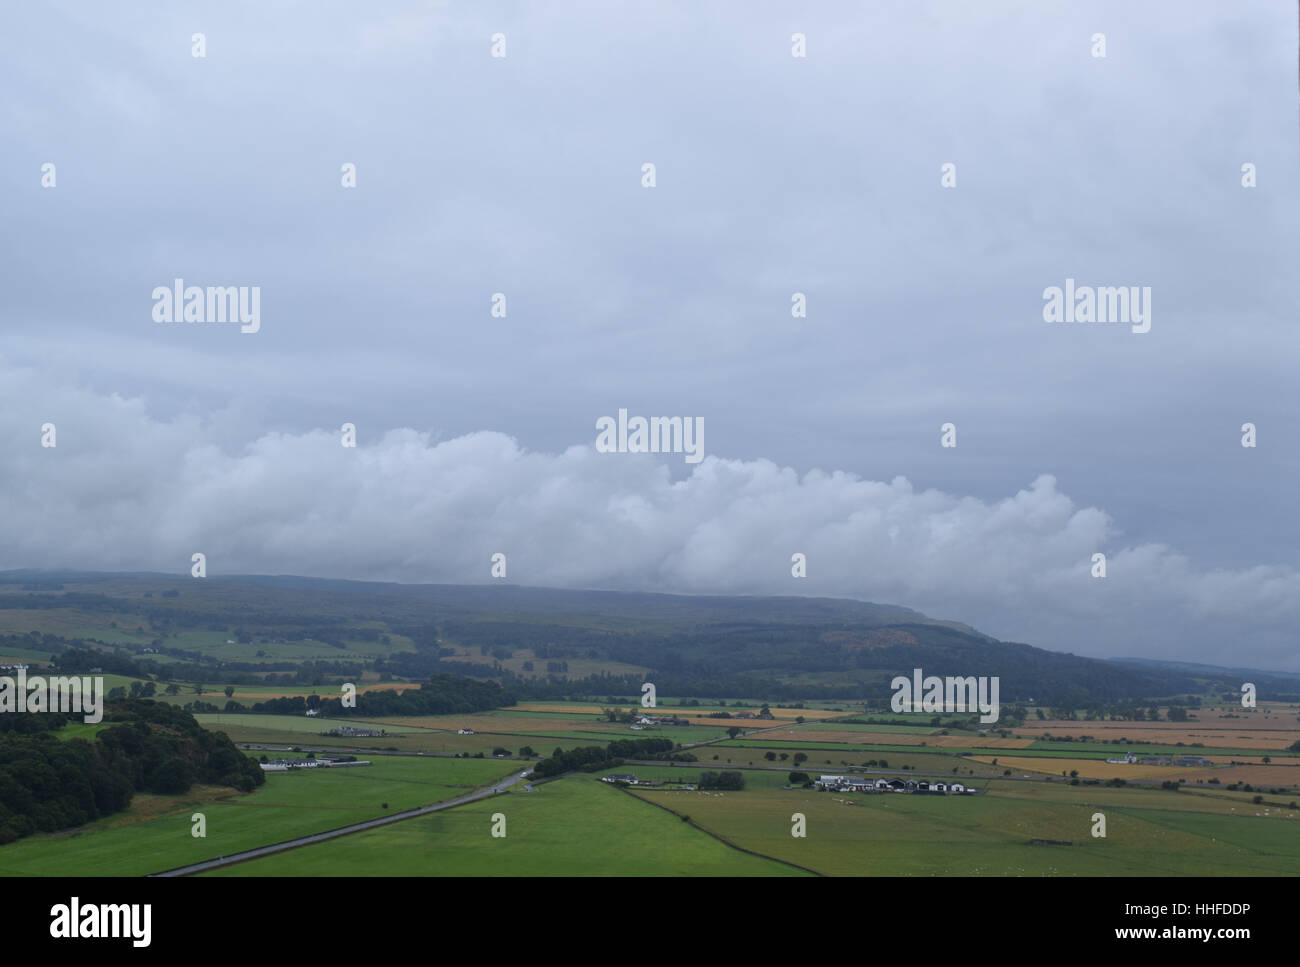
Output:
[{"xmin": 0, "ymin": 569, "xmax": 1206, "ymax": 704}]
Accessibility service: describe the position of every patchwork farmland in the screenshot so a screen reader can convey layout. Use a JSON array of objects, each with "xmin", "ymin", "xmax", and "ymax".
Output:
[{"xmin": 2, "ymin": 575, "xmax": 1298, "ymax": 877}]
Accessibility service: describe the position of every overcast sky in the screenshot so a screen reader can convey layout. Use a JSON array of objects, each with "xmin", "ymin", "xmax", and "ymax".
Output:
[{"xmin": 2, "ymin": 2, "xmax": 1298, "ymax": 670}]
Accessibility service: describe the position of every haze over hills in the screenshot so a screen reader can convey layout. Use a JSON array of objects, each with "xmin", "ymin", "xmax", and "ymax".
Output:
[{"xmin": 2, "ymin": 569, "xmax": 1292, "ymax": 705}]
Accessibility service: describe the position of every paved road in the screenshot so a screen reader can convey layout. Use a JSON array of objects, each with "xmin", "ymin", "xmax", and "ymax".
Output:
[{"xmin": 151, "ymin": 770, "xmax": 525, "ymax": 877}]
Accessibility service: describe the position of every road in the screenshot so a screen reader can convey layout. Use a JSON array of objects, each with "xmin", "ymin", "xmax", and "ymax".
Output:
[{"xmin": 151, "ymin": 769, "xmax": 525, "ymax": 877}]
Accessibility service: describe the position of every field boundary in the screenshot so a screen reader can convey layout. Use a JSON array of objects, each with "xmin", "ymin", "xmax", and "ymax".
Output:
[{"xmin": 616, "ymin": 785, "xmax": 825, "ymax": 877}]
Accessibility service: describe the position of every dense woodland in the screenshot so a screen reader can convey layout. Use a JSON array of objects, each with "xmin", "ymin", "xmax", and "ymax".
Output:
[{"xmin": 0, "ymin": 700, "xmax": 262, "ymax": 844}]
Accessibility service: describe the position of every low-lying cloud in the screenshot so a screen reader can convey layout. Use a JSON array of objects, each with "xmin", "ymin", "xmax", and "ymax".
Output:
[{"xmin": 4, "ymin": 363, "xmax": 1296, "ymax": 671}]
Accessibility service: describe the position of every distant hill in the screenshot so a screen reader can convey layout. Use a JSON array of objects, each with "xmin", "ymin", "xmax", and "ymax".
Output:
[
  {"xmin": 0, "ymin": 569, "xmax": 1243, "ymax": 705},
  {"xmin": 1108, "ymin": 657, "xmax": 1300, "ymax": 700}
]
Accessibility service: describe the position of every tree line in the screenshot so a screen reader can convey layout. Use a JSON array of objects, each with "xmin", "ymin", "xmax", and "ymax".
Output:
[
  {"xmin": 247, "ymin": 674, "xmax": 514, "ymax": 717},
  {"xmin": 529, "ymin": 737, "xmax": 676, "ymax": 779}
]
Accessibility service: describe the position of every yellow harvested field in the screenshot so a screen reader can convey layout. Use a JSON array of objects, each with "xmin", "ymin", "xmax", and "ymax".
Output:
[
  {"xmin": 1015, "ymin": 725, "xmax": 1299, "ymax": 750},
  {"xmin": 1025, "ymin": 707, "xmax": 1299, "ymax": 733},
  {"xmin": 969, "ymin": 756, "xmax": 1195, "ymax": 780},
  {"xmin": 1182, "ymin": 764, "xmax": 1300, "ymax": 785},
  {"xmin": 745, "ymin": 729, "xmax": 1029, "ymax": 749}
]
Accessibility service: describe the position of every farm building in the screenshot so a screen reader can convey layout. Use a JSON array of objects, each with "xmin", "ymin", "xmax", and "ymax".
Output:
[
  {"xmin": 816, "ymin": 775, "xmax": 872, "ymax": 792},
  {"xmin": 260, "ymin": 759, "xmax": 320, "ymax": 771},
  {"xmin": 602, "ymin": 773, "xmax": 640, "ymax": 785},
  {"xmin": 817, "ymin": 774, "xmax": 975, "ymax": 795},
  {"xmin": 261, "ymin": 756, "xmax": 371, "ymax": 771}
]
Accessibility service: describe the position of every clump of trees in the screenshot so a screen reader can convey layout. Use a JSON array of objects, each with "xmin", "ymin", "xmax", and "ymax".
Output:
[
  {"xmin": 0, "ymin": 700, "xmax": 262, "ymax": 845},
  {"xmin": 530, "ymin": 738, "xmax": 675, "ymax": 779}
]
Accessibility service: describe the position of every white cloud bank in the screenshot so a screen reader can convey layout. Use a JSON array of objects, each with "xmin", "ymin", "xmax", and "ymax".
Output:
[{"xmin": 3, "ymin": 362, "xmax": 1296, "ymax": 670}]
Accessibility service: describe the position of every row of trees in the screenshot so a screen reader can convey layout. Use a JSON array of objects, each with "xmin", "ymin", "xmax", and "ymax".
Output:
[
  {"xmin": 530, "ymin": 738, "xmax": 677, "ymax": 779},
  {"xmin": 248, "ymin": 675, "xmax": 514, "ymax": 717}
]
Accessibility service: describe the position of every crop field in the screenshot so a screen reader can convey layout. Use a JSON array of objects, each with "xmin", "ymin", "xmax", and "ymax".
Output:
[
  {"xmin": 971, "ymin": 756, "xmax": 1196, "ymax": 780},
  {"xmin": 628, "ymin": 779, "xmax": 1300, "ymax": 876},
  {"xmin": 978, "ymin": 777, "xmax": 1296, "ymax": 813},
  {"xmin": 0, "ymin": 755, "xmax": 514, "ymax": 877},
  {"xmin": 753, "ymin": 728, "xmax": 1033, "ymax": 748},
  {"xmin": 1178, "ymin": 763, "xmax": 1300, "ymax": 786},
  {"xmin": 193, "ymin": 713, "xmax": 426, "ymax": 734},
  {"xmin": 971, "ymin": 754, "xmax": 1300, "ymax": 787},
  {"xmin": 507, "ymin": 702, "xmax": 846, "ymax": 721},
  {"xmin": 368, "ymin": 711, "xmax": 734, "ymax": 746},
  {"xmin": 202, "ymin": 774, "xmax": 808, "ymax": 877},
  {"xmin": 1014, "ymin": 709, "xmax": 1300, "ymax": 750}
]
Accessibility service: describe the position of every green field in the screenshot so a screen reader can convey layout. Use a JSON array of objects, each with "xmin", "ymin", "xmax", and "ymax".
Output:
[
  {"xmin": 0, "ymin": 756, "xmax": 514, "ymax": 877},
  {"xmin": 203, "ymin": 775, "xmax": 808, "ymax": 877},
  {"xmin": 626, "ymin": 781, "xmax": 1300, "ymax": 876}
]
